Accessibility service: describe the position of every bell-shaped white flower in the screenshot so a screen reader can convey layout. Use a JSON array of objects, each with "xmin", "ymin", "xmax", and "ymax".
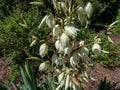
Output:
[
  {"xmin": 64, "ymin": 44, "xmax": 72, "ymax": 56},
  {"xmin": 46, "ymin": 14, "xmax": 55, "ymax": 28},
  {"xmin": 55, "ymin": 40, "xmax": 64, "ymax": 52},
  {"xmin": 39, "ymin": 62, "xmax": 48, "ymax": 71},
  {"xmin": 51, "ymin": 54, "xmax": 58, "ymax": 65},
  {"xmin": 70, "ymin": 52, "xmax": 80, "ymax": 68},
  {"xmin": 39, "ymin": 43, "xmax": 48, "ymax": 58},
  {"xmin": 77, "ymin": 7, "xmax": 87, "ymax": 24},
  {"xmin": 57, "ymin": 2, "xmax": 67, "ymax": 14},
  {"xmin": 64, "ymin": 26, "xmax": 80, "ymax": 37},
  {"xmin": 92, "ymin": 43, "xmax": 101, "ymax": 55},
  {"xmin": 60, "ymin": 2, "xmax": 67, "ymax": 13},
  {"xmin": 53, "ymin": 69, "xmax": 60, "ymax": 76},
  {"xmin": 55, "ymin": 55, "xmax": 65, "ymax": 66},
  {"xmin": 80, "ymin": 47, "xmax": 89, "ymax": 56},
  {"xmin": 60, "ymin": 33, "xmax": 70, "ymax": 47},
  {"xmin": 53, "ymin": 24, "xmax": 61, "ymax": 37},
  {"xmin": 85, "ymin": 2, "xmax": 93, "ymax": 18},
  {"xmin": 79, "ymin": 40, "xmax": 84, "ymax": 47}
]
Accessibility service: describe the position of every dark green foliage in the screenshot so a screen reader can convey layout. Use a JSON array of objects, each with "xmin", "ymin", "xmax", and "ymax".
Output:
[
  {"xmin": 98, "ymin": 77, "xmax": 119, "ymax": 90},
  {"xmin": 98, "ymin": 77, "xmax": 111, "ymax": 90},
  {"xmin": 90, "ymin": 0, "xmax": 120, "ymax": 25},
  {"xmin": 19, "ymin": 62, "xmax": 37, "ymax": 90},
  {"xmin": 0, "ymin": 83, "xmax": 11, "ymax": 90},
  {"xmin": 0, "ymin": 4, "xmax": 44, "ymax": 62}
]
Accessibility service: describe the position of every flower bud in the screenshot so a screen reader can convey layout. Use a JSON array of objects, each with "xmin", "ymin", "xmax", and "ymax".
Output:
[
  {"xmin": 53, "ymin": 69, "xmax": 60, "ymax": 76},
  {"xmin": 79, "ymin": 40, "xmax": 84, "ymax": 47},
  {"xmin": 51, "ymin": 54, "xmax": 58, "ymax": 65},
  {"xmin": 92, "ymin": 43, "xmax": 101, "ymax": 55},
  {"xmin": 55, "ymin": 55, "xmax": 65, "ymax": 66},
  {"xmin": 55, "ymin": 40, "xmax": 64, "ymax": 52},
  {"xmin": 53, "ymin": 25, "xmax": 61, "ymax": 37},
  {"xmin": 60, "ymin": 2, "xmax": 67, "ymax": 14},
  {"xmin": 77, "ymin": 7, "xmax": 87, "ymax": 24},
  {"xmin": 80, "ymin": 47, "xmax": 89, "ymax": 56},
  {"xmin": 39, "ymin": 43, "xmax": 48, "ymax": 57},
  {"xmin": 70, "ymin": 52, "xmax": 80, "ymax": 68},
  {"xmin": 60, "ymin": 33, "xmax": 70, "ymax": 47},
  {"xmin": 64, "ymin": 44, "xmax": 72, "ymax": 56},
  {"xmin": 57, "ymin": 2, "xmax": 67, "ymax": 14},
  {"xmin": 85, "ymin": 2, "xmax": 93, "ymax": 18},
  {"xmin": 39, "ymin": 62, "xmax": 47, "ymax": 71},
  {"xmin": 64, "ymin": 26, "xmax": 80, "ymax": 38},
  {"xmin": 46, "ymin": 14, "xmax": 55, "ymax": 28}
]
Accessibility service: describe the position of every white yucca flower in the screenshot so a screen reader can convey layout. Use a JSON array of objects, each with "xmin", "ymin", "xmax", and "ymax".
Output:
[
  {"xmin": 60, "ymin": 2, "xmax": 67, "ymax": 13},
  {"xmin": 39, "ymin": 62, "xmax": 47, "ymax": 71},
  {"xmin": 58, "ymin": 2, "xmax": 67, "ymax": 14},
  {"xmin": 77, "ymin": 7, "xmax": 87, "ymax": 24},
  {"xmin": 64, "ymin": 26, "xmax": 80, "ymax": 37},
  {"xmin": 79, "ymin": 40, "xmax": 85, "ymax": 47},
  {"xmin": 53, "ymin": 24, "xmax": 61, "ymax": 37},
  {"xmin": 53, "ymin": 69, "xmax": 60, "ymax": 77},
  {"xmin": 92, "ymin": 43, "xmax": 101, "ymax": 55},
  {"xmin": 39, "ymin": 43, "xmax": 48, "ymax": 58},
  {"xmin": 55, "ymin": 55, "xmax": 65, "ymax": 66},
  {"xmin": 80, "ymin": 47, "xmax": 89, "ymax": 56},
  {"xmin": 51, "ymin": 54, "xmax": 58, "ymax": 65},
  {"xmin": 85, "ymin": 2, "xmax": 93, "ymax": 18},
  {"xmin": 46, "ymin": 14, "xmax": 55, "ymax": 28},
  {"xmin": 60, "ymin": 33, "xmax": 70, "ymax": 47},
  {"xmin": 55, "ymin": 40, "xmax": 64, "ymax": 52},
  {"xmin": 70, "ymin": 52, "xmax": 80, "ymax": 68},
  {"xmin": 64, "ymin": 44, "xmax": 72, "ymax": 56}
]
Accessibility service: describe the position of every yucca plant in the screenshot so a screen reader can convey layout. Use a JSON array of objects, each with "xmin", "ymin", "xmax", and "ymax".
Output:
[
  {"xmin": 18, "ymin": 62, "xmax": 37, "ymax": 90},
  {"xmin": 26, "ymin": 0, "xmax": 113, "ymax": 90},
  {"xmin": 0, "ymin": 62, "xmax": 57, "ymax": 90},
  {"xmin": 97, "ymin": 77, "xmax": 119, "ymax": 90},
  {"xmin": 18, "ymin": 62, "xmax": 56, "ymax": 90},
  {"xmin": 98, "ymin": 77, "xmax": 111, "ymax": 90}
]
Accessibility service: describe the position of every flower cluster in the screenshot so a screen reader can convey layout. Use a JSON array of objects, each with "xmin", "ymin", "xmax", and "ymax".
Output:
[{"xmin": 29, "ymin": 0, "xmax": 109, "ymax": 90}]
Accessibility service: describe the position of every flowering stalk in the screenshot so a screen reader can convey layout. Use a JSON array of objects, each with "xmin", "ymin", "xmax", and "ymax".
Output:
[{"xmin": 28, "ymin": 0, "xmax": 110, "ymax": 89}]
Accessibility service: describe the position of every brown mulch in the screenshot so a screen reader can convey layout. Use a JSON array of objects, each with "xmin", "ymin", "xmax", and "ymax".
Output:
[
  {"xmin": 82, "ymin": 61, "xmax": 120, "ymax": 90},
  {"xmin": 0, "ymin": 57, "xmax": 12, "ymax": 82}
]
